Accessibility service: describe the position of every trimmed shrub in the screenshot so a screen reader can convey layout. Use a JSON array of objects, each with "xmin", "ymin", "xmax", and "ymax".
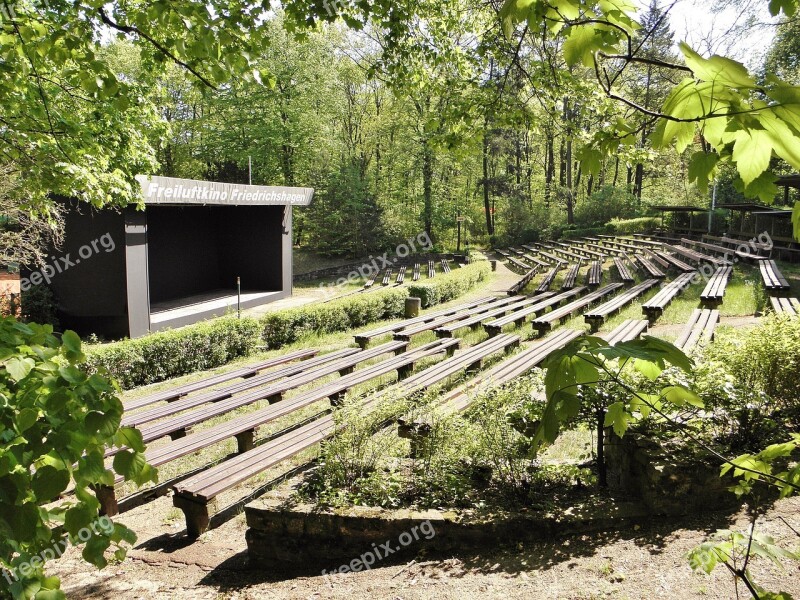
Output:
[
  {"xmin": 407, "ymin": 261, "xmax": 491, "ymax": 307},
  {"xmin": 606, "ymin": 217, "xmax": 661, "ymax": 234},
  {"xmin": 86, "ymin": 316, "xmax": 263, "ymax": 389},
  {"xmin": 262, "ymin": 287, "xmax": 410, "ymax": 348}
]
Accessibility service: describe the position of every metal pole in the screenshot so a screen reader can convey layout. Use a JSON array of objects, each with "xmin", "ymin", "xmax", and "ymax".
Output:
[
  {"xmin": 248, "ymin": 156, "xmax": 252, "ymax": 185},
  {"xmin": 237, "ymin": 276, "xmax": 241, "ymax": 319},
  {"xmin": 708, "ymin": 181, "xmax": 717, "ymax": 234}
]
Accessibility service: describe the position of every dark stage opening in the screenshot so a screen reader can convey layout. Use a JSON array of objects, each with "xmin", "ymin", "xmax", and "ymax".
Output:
[{"xmin": 146, "ymin": 205, "xmax": 286, "ymax": 324}]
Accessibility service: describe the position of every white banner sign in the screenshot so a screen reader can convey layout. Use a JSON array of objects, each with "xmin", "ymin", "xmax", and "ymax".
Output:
[{"xmin": 136, "ymin": 175, "xmax": 314, "ymax": 206}]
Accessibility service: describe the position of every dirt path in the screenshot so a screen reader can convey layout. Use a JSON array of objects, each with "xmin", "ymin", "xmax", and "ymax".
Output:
[{"xmin": 51, "ymin": 496, "xmax": 800, "ymax": 599}]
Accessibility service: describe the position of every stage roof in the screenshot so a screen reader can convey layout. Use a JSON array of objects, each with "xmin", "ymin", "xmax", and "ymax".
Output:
[
  {"xmin": 136, "ymin": 175, "xmax": 314, "ymax": 207},
  {"xmin": 716, "ymin": 202, "xmax": 777, "ymax": 212},
  {"xmin": 650, "ymin": 205, "xmax": 707, "ymax": 212},
  {"xmin": 776, "ymin": 174, "xmax": 800, "ymax": 188}
]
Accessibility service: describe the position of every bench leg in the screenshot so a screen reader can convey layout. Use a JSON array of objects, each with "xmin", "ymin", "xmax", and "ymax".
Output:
[
  {"xmin": 338, "ymin": 366, "xmax": 355, "ymax": 376},
  {"xmin": 169, "ymin": 428, "xmax": 187, "ymax": 441},
  {"xmin": 397, "ymin": 364, "xmax": 414, "ymax": 379},
  {"xmin": 173, "ymin": 494, "xmax": 213, "ymax": 539},
  {"xmin": 394, "ymin": 343, "xmax": 410, "ymax": 355},
  {"xmin": 235, "ymin": 429, "xmax": 256, "ymax": 453},
  {"xmin": 329, "ymin": 391, "xmax": 346, "ymax": 406},
  {"xmin": 93, "ymin": 485, "xmax": 119, "ymax": 517},
  {"xmin": 267, "ymin": 393, "xmax": 284, "ymax": 404}
]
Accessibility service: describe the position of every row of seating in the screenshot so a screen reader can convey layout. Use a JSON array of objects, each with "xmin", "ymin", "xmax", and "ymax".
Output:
[
  {"xmin": 700, "ymin": 267, "xmax": 733, "ymax": 307},
  {"xmin": 484, "ymin": 286, "xmax": 587, "ymax": 336},
  {"xmin": 507, "ymin": 268, "xmax": 538, "ymax": 296},
  {"xmin": 641, "ymin": 272, "xmax": 695, "ymax": 321},
  {"xmin": 583, "ymin": 279, "xmax": 660, "ymax": 331}
]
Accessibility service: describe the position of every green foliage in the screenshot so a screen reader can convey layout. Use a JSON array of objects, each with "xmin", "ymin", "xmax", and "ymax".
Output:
[
  {"xmin": 85, "ymin": 316, "xmax": 262, "ymax": 390},
  {"xmin": 0, "ymin": 317, "xmax": 155, "ymax": 600},
  {"xmin": 19, "ymin": 285, "xmax": 59, "ymax": 330},
  {"xmin": 261, "ymin": 287, "xmax": 410, "ymax": 348},
  {"xmin": 708, "ymin": 314, "xmax": 800, "ymax": 412},
  {"xmin": 574, "ymin": 186, "xmax": 640, "ymax": 227},
  {"xmin": 606, "ymin": 217, "xmax": 661, "ymax": 234},
  {"xmin": 406, "ymin": 261, "xmax": 490, "ymax": 307}
]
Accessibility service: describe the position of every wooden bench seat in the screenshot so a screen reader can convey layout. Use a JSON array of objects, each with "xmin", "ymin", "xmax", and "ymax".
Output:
[
  {"xmin": 122, "ymin": 347, "xmax": 361, "ymax": 430},
  {"xmin": 522, "ymin": 253, "xmax": 550, "ymax": 268},
  {"xmin": 381, "ymin": 268, "xmax": 393, "ymax": 285},
  {"xmin": 506, "ymin": 256, "xmax": 533, "ymax": 271},
  {"xmin": 586, "ymin": 242, "xmax": 623, "ymax": 256},
  {"xmin": 677, "ymin": 240, "xmax": 731, "ymax": 266},
  {"xmin": 600, "ymin": 319, "xmax": 649, "ymax": 346},
  {"xmin": 354, "ymin": 296, "xmax": 496, "ymax": 347},
  {"xmin": 759, "ymin": 260, "xmax": 790, "ymax": 292},
  {"xmin": 122, "ymin": 349, "xmax": 319, "ymax": 413},
  {"xmin": 770, "ymin": 296, "xmax": 800, "ymax": 316},
  {"xmin": 363, "ymin": 274, "xmax": 376, "ymax": 288},
  {"xmin": 170, "ymin": 334, "xmax": 519, "ymax": 537},
  {"xmin": 537, "ymin": 251, "xmax": 568, "ymax": 266},
  {"xmin": 428, "ymin": 260, "xmax": 436, "ymax": 278},
  {"xmin": 535, "ymin": 266, "xmax": 561, "ymax": 293},
  {"xmin": 685, "ymin": 238, "xmax": 760, "ymax": 263},
  {"xmin": 583, "ymin": 279, "xmax": 660, "ymax": 331},
  {"xmin": 412, "ymin": 263, "xmax": 421, "ymax": 281},
  {"xmin": 396, "ymin": 265, "xmax": 407, "ymax": 284},
  {"xmin": 436, "ymin": 292, "xmax": 556, "ymax": 337},
  {"xmin": 126, "ymin": 342, "xmax": 408, "ymax": 439},
  {"xmin": 561, "ymin": 263, "xmax": 582, "ymax": 290},
  {"xmin": 586, "ymin": 260, "xmax": 603, "ymax": 287},
  {"xmin": 613, "ymin": 257, "xmax": 634, "ymax": 283},
  {"xmin": 507, "ymin": 268, "xmax": 538, "ymax": 296},
  {"xmin": 495, "ymin": 249, "xmax": 511, "ymax": 257},
  {"xmin": 550, "ymin": 247, "xmax": 586, "ymax": 263},
  {"xmin": 675, "ymin": 309, "xmax": 720, "ymax": 352},
  {"xmin": 636, "ymin": 255, "xmax": 666, "ymax": 279},
  {"xmin": 700, "ymin": 266, "xmax": 733, "ymax": 307},
  {"xmin": 393, "ymin": 296, "xmax": 523, "ymax": 341},
  {"xmin": 484, "ymin": 286, "xmax": 587, "ymax": 335},
  {"xmin": 641, "ymin": 272, "xmax": 696, "ymax": 322},
  {"xmin": 655, "ymin": 251, "xmax": 696, "ymax": 273},
  {"xmin": 645, "ymin": 249, "xmax": 670, "ymax": 269},
  {"xmin": 531, "ymin": 283, "xmax": 624, "ymax": 334},
  {"xmin": 441, "ymin": 259, "xmax": 452, "ymax": 274}
]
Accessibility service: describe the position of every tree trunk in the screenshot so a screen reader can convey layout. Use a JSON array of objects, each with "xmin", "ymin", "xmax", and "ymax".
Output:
[
  {"xmin": 565, "ymin": 138, "xmax": 574, "ymax": 225},
  {"xmin": 422, "ymin": 136, "xmax": 434, "ymax": 242},
  {"xmin": 545, "ymin": 129, "xmax": 555, "ymax": 208},
  {"xmin": 597, "ymin": 407, "xmax": 607, "ymax": 487},
  {"xmin": 482, "ymin": 130, "xmax": 494, "ymax": 235}
]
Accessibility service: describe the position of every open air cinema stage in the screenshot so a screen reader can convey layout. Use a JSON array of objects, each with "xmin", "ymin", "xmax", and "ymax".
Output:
[{"xmin": 52, "ymin": 176, "xmax": 314, "ymax": 338}]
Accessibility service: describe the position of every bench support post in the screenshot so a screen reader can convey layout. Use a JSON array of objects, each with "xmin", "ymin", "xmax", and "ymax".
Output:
[
  {"xmin": 338, "ymin": 366, "xmax": 355, "ymax": 376},
  {"xmin": 169, "ymin": 428, "xmax": 187, "ymax": 441},
  {"xmin": 93, "ymin": 485, "xmax": 119, "ymax": 517},
  {"xmin": 397, "ymin": 364, "xmax": 414, "ymax": 379},
  {"xmin": 173, "ymin": 494, "xmax": 213, "ymax": 539},
  {"xmin": 235, "ymin": 429, "xmax": 256, "ymax": 453}
]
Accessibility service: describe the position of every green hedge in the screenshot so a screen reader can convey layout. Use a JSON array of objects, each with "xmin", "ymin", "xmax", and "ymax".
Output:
[
  {"xmin": 407, "ymin": 260, "xmax": 491, "ymax": 307},
  {"xmin": 261, "ymin": 286, "xmax": 409, "ymax": 348},
  {"xmin": 86, "ymin": 316, "xmax": 262, "ymax": 389},
  {"xmin": 606, "ymin": 217, "xmax": 661, "ymax": 234}
]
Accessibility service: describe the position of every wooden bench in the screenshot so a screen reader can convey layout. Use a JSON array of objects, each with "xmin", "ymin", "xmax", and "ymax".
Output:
[
  {"xmin": 123, "ymin": 343, "xmax": 404, "ymax": 438},
  {"xmin": 759, "ymin": 260, "xmax": 790, "ymax": 293},
  {"xmin": 354, "ymin": 296, "xmax": 496, "ymax": 347},
  {"xmin": 645, "ymin": 249, "xmax": 670, "ymax": 269},
  {"xmin": 531, "ymin": 283, "xmax": 624, "ymax": 334},
  {"xmin": 675, "ymin": 309, "xmax": 720, "ymax": 352},
  {"xmin": 636, "ymin": 255, "xmax": 666, "ymax": 279},
  {"xmin": 436, "ymin": 292, "xmax": 556, "ymax": 337},
  {"xmin": 586, "ymin": 242, "xmax": 623, "ymax": 256},
  {"xmin": 535, "ymin": 266, "xmax": 561, "ymax": 293},
  {"xmin": 381, "ymin": 268, "xmax": 393, "ymax": 285},
  {"xmin": 412, "ymin": 263, "xmax": 421, "ymax": 281},
  {"xmin": 586, "ymin": 260, "xmax": 603, "ymax": 287},
  {"xmin": 441, "ymin": 259, "xmax": 452, "ymax": 274},
  {"xmin": 583, "ymin": 279, "xmax": 660, "ymax": 331},
  {"xmin": 770, "ymin": 296, "xmax": 800, "ymax": 316},
  {"xmin": 393, "ymin": 296, "xmax": 523, "ymax": 341},
  {"xmin": 550, "ymin": 247, "xmax": 586, "ymax": 263},
  {"xmin": 537, "ymin": 251, "xmax": 567, "ymax": 266},
  {"xmin": 170, "ymin": 334, "xmax": 519, "ymax": 537},
  {"xmin": 599, "ymin": 319, "xmax": 649, "ymax": 346},
  {"xmin": 622, "ymin": 237, "xmax": 662, "ymax": 249},
  {"xmin": 700, "ymin": 266, "xmax": 733, "ymax": 307},
  {"xmin": 428, "ymin": 260, "xmax": 436, "ymax": 278},
  {"xmin": 655, "ymin": 251, "xmax": 696, "ymax": 273},
  {"xmin": 506, "ymin": 256, "xmax": 533, "ymax": 271},
  {"xmin": 122, "ymin": 349, "xmax": 319, "ymax": 413},
  {"xmin": 400, "ymin": 328, "xmax": 585, "ymax": 442},
  {"xmin": 561, "ymin": 263, "xmax": 582, "ymax": 290},
  {"xmin": 495, "ymin": 249, "xmax": 511, "ymax": 257},
  {"xmin": 507, "ymin": 268, "xmax": 538, "ymax": 296},
  {"xmin": 613, "ymin": 257, "xmax": 634, "ymax": 283},
  {"xmin": 641, "ymin": 272, "xmax": 696, "ymax": 322},
  {"xmin": 396, "ymin": 265, "xmax": 407, "ymax": 284},
  {"xmin": 677, "ymin": 240, "xmax": 731, "ymax": 266},
  {"xmin": 685, "ymin": 238, "xmax": 759, "ymax": 263},
  {"xmin": 484, "ymin": 286, "xmax": 587, "ymax": 336},
  {"xmin": 364, "ymin": 273, "xmax": 377, "ymax": 288},
  {"xmin": 708, "ymin": 235, "xmax": 771, "ymax": 259},
  {"xmin": 523, "ymin": 253, "xmax": 550, "ymax": 268}
]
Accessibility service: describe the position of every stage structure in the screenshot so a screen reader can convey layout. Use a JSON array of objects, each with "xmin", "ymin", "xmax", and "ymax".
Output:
[{"xmin": 46, "ymin": 176, "xmax": 314, "ymax": 338}]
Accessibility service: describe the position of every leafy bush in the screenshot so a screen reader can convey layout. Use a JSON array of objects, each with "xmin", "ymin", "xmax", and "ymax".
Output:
[
  {"xmin": 706, "ymin": 314, "xmax": 800, "ymax": 413},
  {"xmin": 606, "ymin": 216, "xmax": 661, "ymax": 234},
  {"xmin": 261, "ymin": 286, "xmax": 409, "ymax": 348},
  {"xmin": 20, "ymin": 285, "xmax": 59, "ymax": 329},
  {"xmin": 86, "ymin": 316, "xmax": 262, "ymax": 389},
  {"xmin": 0, "ymin": 318, "xmax": 155, "ymax": 599},
  {"xmin": 407, "ymin": 260, "xmax": 490, "ymax": 307},
  {"xmin": 574, "ymin": 185, "xmax": 640, "ymax": 227}
]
